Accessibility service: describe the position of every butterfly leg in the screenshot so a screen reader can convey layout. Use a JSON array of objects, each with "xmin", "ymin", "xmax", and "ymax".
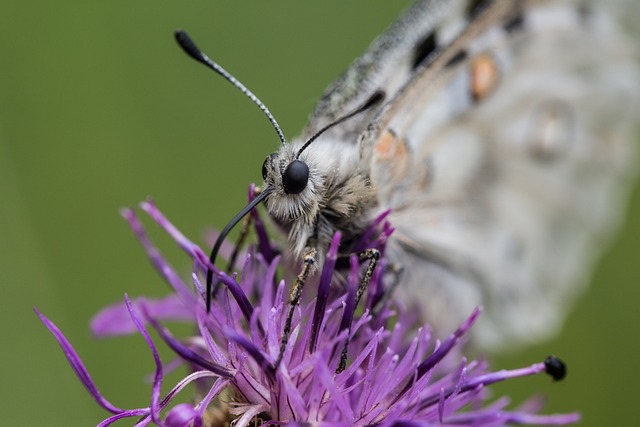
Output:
[
  {"xmin": 275, "ymin": 247, "xmax": 317, "ymax": 369},
  {"xmin": 336, "ymin": 248, "xmax": 380, "ymax": 373},
  {"xmin": 354, "ymin": 249, "xmax": 381, "ymax": 306}
]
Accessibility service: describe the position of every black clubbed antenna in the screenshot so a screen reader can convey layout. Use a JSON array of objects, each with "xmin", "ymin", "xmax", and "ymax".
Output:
[{"xmin": 174, "ymin": 30, "xmax": 288, "ymax": 147}]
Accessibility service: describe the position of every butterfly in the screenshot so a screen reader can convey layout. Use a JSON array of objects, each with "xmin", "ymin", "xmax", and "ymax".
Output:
[{"xmin": 178, "ymin": 0, "xmax": 639, "ymax": 350}]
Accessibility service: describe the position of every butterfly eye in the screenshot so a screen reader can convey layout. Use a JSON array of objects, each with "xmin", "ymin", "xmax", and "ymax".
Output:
[
  {"xmin": 262, "ymin": 153, "xmax": 278, "ymax": 180},
  {"xmin": 282, "ymin": 160, "xmax": 309, "ymax": 195}
]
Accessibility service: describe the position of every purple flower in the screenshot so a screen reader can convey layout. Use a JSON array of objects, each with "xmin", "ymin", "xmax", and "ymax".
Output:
[{"xmin": 36, "ymin": 198, "xmax": 579, "ymax": 426}]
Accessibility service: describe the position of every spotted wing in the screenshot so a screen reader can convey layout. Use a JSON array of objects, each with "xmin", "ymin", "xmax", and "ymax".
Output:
[
  {"xmin": 301, "ymin": 0, "xmax": 467, "ymax": 142},
  {"xmin": 301, "ymin": 0, "xmax": 639, "ymax": 348},
  {"xmin": 350, "ymin": 0, "xmax": 639, "ymax": 349}
]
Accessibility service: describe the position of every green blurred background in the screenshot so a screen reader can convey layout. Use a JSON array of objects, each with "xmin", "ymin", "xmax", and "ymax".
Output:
[{"xmin": 2, "ymin": 1, "xmax": 638, "ymax": 425}]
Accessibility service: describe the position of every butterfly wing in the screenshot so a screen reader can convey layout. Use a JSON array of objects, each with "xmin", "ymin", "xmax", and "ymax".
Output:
[
  {"xmin": 307, "ymin": 0, "xmax": 639, "ymax": 349},
  {"xmin": 301, "ymin": 0, "xmax": 466, "ymax": 141}
]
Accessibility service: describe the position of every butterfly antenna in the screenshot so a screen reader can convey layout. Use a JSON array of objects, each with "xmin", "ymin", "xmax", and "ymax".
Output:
[
  {"xmin": 175, "ymin": 30, "xmax": 288, "ymax": 147},
  {"xmin": 296, "ymin": 90, "xmax": 384, "ymax": 158},
  {"xmin": 205, "ymin": 187, "xmax": 274, "ymax": 312}
]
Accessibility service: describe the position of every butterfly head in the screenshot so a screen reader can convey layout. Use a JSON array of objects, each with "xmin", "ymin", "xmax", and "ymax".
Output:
[
  {"xmin": 174, "ymin": 29, "xmax": 382, "ymax": 310},
  {"xmin": 260, "ymin": 143, "xmax": 326, "ymax": 227}
]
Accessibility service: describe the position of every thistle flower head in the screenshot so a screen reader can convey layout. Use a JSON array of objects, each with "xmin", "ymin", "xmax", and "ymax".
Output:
[{"xmin": 37, "ymin": 197, "xmax": 579, "ymax": 426}]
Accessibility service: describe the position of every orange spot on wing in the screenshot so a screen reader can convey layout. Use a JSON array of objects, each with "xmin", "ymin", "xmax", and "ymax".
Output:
[
  {"xmin": 374, "ymin": 129, "xmax": 406, "ymax": 160},
  {"xmin": 470, "ymin": 54, "xmax": 499, "ymax": 102},
  {"xmin": 375, "ymin": 129, "xmax": 395, "ymax": 158},
  {"xmin": 373, "ymin": 128, "xmax": 410, "ymax": 187}
]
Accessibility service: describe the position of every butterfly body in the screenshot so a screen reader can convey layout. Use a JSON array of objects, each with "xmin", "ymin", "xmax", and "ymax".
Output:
[
  {"xmin": 262, "ymin": 137, "xmax": 376, "ymax": 261},
  {"xmin": 257, "ymin": 0, "xmax": 639, "ymax": 349}
]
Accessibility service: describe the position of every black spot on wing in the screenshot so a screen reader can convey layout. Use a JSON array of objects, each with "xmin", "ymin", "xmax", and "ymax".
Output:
[
  {"xmin": 364, "ymin": 90, "xmax": 386, "ymax": 109},
  {"xmin": 412, "ymin": 31, "xmax": 438, "ymax": 69},
  {"xmin": 503, "ymin": 1, "xmax": 526, "ymax": 33},
  {"xmin": 466, "ymin": 0, "xmax": 493, "ymax": 20},
  {"xmin": 577, "ymin": 2, "xmax": 593, "ymax": 24},
  {"xmin": 504, "ymin": 11, "xmax": 525, "ymax": 33},
  {"xmin": 445, "ymin": 50, "xmax": 468, "ymax": 68}
]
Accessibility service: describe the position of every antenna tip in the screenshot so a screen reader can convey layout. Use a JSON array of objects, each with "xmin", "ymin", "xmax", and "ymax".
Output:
[
  {"xmin": 544, "ymin": 355, "xmax": 567, "ymax": 381},
  {"xmin": 174, "ymin": 29, "xmax": 204, "ymax": 63}
]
